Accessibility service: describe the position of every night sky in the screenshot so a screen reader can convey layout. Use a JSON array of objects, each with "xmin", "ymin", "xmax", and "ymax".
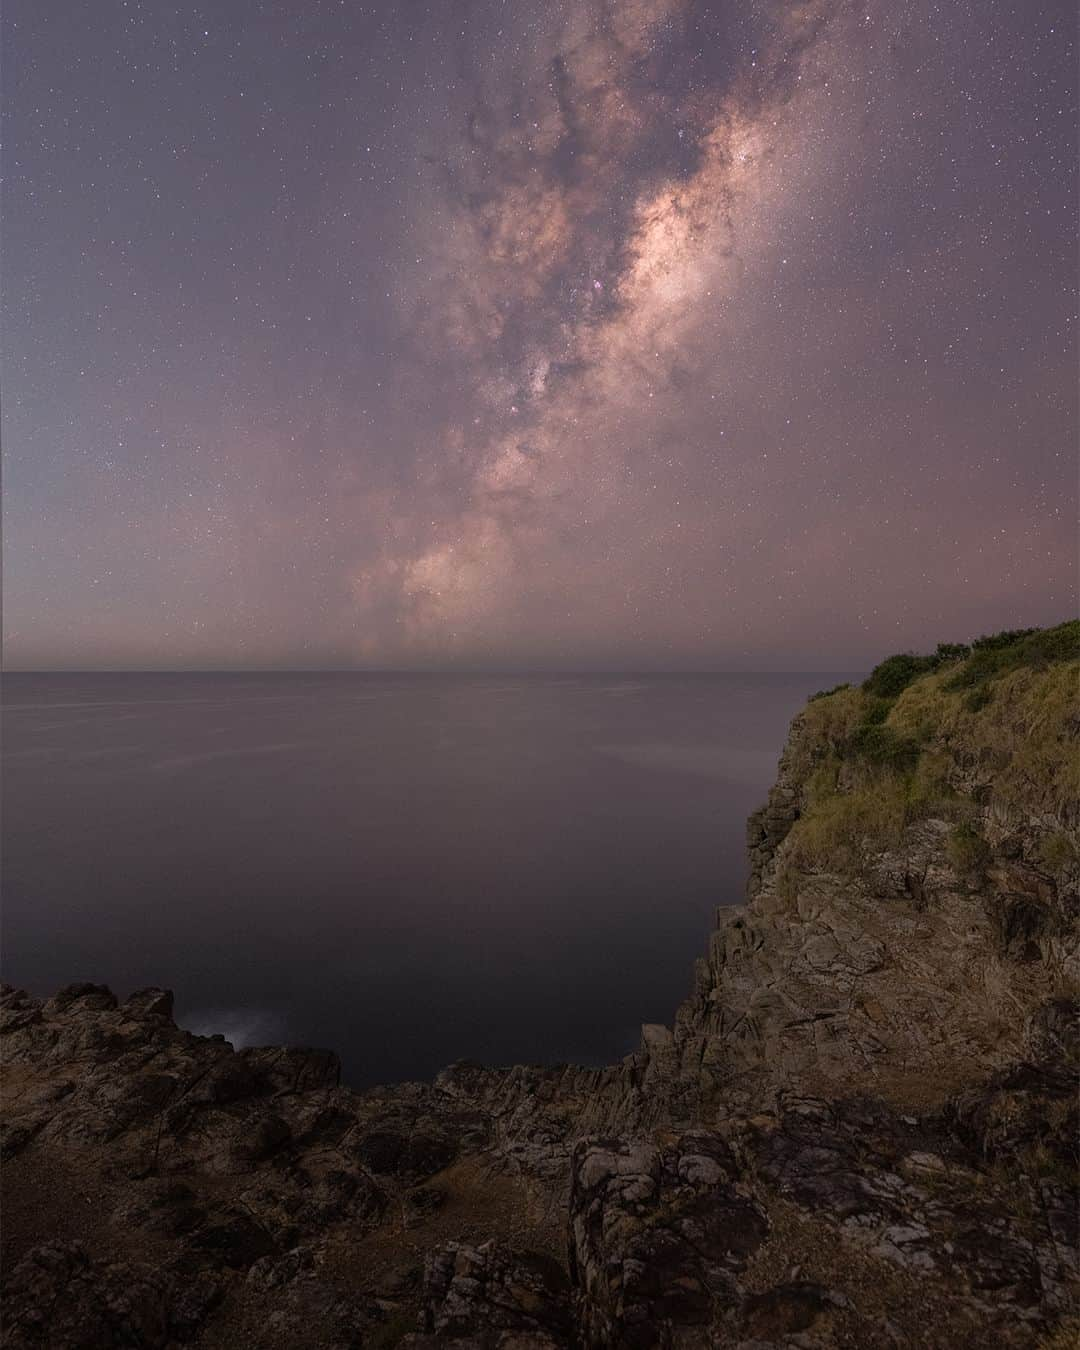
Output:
[{"xmin": 4, "ymin": 1, "xmax": 1076, "ymax": 671}]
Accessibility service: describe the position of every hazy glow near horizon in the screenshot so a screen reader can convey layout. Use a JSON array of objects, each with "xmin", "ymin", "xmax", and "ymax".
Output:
[{"xmin": 4, "ymin": 0, "xmax": 1076, "ymax": 670}]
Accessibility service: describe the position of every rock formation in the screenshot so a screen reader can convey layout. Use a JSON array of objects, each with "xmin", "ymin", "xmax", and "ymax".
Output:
[{"xmin": 2, "ymin": 621, "xmax": 1077, "ymax": 1347}]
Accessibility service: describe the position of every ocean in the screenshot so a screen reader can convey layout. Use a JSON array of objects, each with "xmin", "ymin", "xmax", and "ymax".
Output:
[{"xmin": 1, "ymin": 671, "xmax": 855, "ymax": 1085}]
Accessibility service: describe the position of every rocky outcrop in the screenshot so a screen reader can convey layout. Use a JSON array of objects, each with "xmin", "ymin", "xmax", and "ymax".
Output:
[
  {"xmin": 4, "ymin": 1241, "xmax": 221, "ymax": 1349},
  {"xmin": 568, "ymin": 1132, "xmax": 770, "ymax": 1346},
  {"xmin": 660, "ymin": 634, "xmax": 1080, "ymax": 1119},
  {"xmin": 404, "ymin": 1242, "xmax": 573, "ymax": 1348},
  {"xmin": 2, "ymin": 624, "xmax": 1077, "ymax": 1347},
  {"xmin": 744, "ymin": 720, "xmax": 806, "ymax": 897}
]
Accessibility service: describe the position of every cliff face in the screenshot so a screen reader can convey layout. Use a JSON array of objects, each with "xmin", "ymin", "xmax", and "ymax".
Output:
[
  {"xmin": 664, "ymin": 623, "xmax": 1079, "ymax": 1113},
  {"xmin": 2, "ymin": 623, "xmax": 1077, "ymax": 1350}
]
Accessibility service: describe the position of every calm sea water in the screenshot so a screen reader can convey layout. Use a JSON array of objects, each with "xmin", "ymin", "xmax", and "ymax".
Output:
[{"xmin": 1, "ymin": 672, "xmax": 854, "ymax": 1085}]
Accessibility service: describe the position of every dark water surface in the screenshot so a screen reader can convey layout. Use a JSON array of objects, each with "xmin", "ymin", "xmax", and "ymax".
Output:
[{"xmin": 2, "ymin": 672, "xmax": 855, "ymax": 1085}]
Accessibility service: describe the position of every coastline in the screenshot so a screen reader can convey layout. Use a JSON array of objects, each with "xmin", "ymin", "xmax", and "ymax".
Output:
[{"xmin": 3, "ymin": 626, "xmax": 1078, "ymax": 1348}]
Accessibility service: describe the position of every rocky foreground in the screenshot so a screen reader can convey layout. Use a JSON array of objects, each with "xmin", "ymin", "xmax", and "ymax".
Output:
[{"xmin": 3, "ymin": 623, "xmax": 1078, "ymax": 1348}]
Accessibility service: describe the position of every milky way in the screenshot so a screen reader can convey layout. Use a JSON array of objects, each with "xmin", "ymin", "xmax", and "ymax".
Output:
[{"xmin": 5, "ymin": 0, "xmax": 1076, "ymax": 669}]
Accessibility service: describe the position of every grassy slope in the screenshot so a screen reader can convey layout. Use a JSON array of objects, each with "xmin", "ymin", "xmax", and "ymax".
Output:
[{"xmin": 780, "ymin": 620, "xmax": 1079, "ymax": 876}]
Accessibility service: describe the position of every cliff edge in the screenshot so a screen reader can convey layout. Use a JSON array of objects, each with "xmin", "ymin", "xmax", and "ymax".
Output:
[{"xmin": 2, "ymin": 622, "xmax": 1077, "ymax": 1348}]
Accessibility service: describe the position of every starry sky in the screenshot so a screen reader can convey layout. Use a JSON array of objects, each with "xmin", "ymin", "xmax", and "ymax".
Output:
[{"xmin": 4, "ymin": 0, "xmax": 1076, "ymax": 671}]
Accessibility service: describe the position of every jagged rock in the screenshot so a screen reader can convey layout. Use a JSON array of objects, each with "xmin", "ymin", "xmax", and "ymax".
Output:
[
  {"xmin": 2, "ymin": 1242, "xmax": 208, "ymax": 1349},
  {"xmin": 568, "ymin": 1133, "xmax": 768, "ymax": 1346},
  {"xmin": 945, "ymin": 1060, "xmax": 1079, "ymax": 1169},
  {"xmin": 410, "ymin": 1241, "xmax": 573, "ymax": 1347},
  {"xmin": 124, "ymin": 988, "xmax": 175, "ymax": 1020},
  {"xmin": 44, "ymin": 984, "xmax": 119, "ymax": 1015},
  {"xmin": 246, "ymin": 1245, "xmax": 316, "ymax": 1290}
]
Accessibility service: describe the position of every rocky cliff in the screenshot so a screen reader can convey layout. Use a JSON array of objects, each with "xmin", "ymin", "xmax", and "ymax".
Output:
[{"xmin": 3, "ymin": 622, "xmax": 1077, "ymax": 1349}]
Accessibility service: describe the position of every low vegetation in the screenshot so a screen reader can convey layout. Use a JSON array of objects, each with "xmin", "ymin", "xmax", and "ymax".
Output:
[
  {"xmin": 860, "ymin": 621, "xmax": 1078, "ymax": 700},
  {"xmin": 844, "ymin": 723, "xmax": 921, "ymax": 773},
  {"xmin": 783, "ymin": 620, "xmax": 1079, "ymax": 876},
  {"xmin": 786, "ymin": 769, "xmax": 909, "ymax": 871},
  {"xmin": 944, "ymin": 621, "xmax": 1080, "ymax": 690},
  {"xmin": 946, "ymin": 823, "xmax": 991, "ymax": 875},
  {"xmin": 890, "ymin": 658, "xmax": 1079, "ymax": 821}
]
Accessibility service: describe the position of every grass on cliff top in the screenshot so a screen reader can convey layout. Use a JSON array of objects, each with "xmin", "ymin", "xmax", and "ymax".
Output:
[
  {"xmin": 858, "ymin": 619, "xmax": 1079, "ymax": 701},
  {"xmin": 784, "ymin": 620, "xmax": 1079, "ymax": 874},
  {"xmin": 889, "ymin": 658, "xmax": 1079, "ymax": 820}
]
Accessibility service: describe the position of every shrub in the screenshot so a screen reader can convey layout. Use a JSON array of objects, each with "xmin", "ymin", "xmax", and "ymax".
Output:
[
  {"xmin": 862, "ymin": 697, "xmax": 894, "ymax": 726},
  {"xmin": 945, "ymin": 620, "xmax": 1079, "ymax": 690},
  {"xmin": 844, "ymin": 723, "xmax": 921, "ymax": 772},
  {"xmin": 971, "ymin": 627, "xmax": 1038, "ymax": 653},
  {"xmin": 964, "ymin": 684, "xmax": 994, "ymax": 713},
  {"xmin": 1019, "ymin": 620, "xmax": 1080, "ymax": 664},
  {"xmin": 863, "ymin": 652, "xmax": 937, "ymax": 699},
  {"xmin": 862, "ymin": 622, "xmax": 1076, "ymax": 700},
  {"xmin": 947, "ymin": 823, "xmax": 991, "ymax": 875},
  {"xmin": 948, "ymin": 647, "xmax": 1013, "ymax": 689},
  {"xmin": 809, "ymin": 682, "xmax": 851, "ymax": 702}
]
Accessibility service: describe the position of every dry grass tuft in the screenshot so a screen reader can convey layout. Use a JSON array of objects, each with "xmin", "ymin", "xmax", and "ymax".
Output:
[{"xmin": 786, "ymin": 769, "xmax": 908, "ymax": 872}]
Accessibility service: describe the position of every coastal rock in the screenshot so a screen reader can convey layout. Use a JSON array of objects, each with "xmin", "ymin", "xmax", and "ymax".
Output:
[
  {"xmin": 3, "ymin": 632, "xmax": 1077, "ymax": 1346},
  {"xmin": 407, "ymin": 1241, "xmax": 573, "ymax": 1347},
  {"xmin": 2, "ymin": 1242, "xmax": 207, "ymax": 1349},
  {"xmin": 568, "ymin": 1132, "xmax": 767, "ymax": 1346}
]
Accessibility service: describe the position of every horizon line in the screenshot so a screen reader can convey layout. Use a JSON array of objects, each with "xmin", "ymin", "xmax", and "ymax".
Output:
[{"xmin": 2, "ymin": 666, "xmax": 867, "ymax": 677}]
